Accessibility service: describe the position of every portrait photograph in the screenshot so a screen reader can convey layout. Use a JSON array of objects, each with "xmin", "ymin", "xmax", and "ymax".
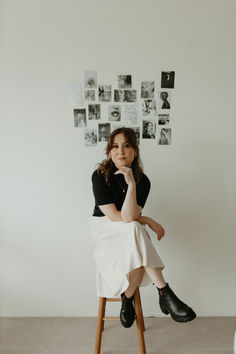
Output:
[
  {"xmin": 84, "ymin": 89, "xmax": 95, "ymax": 102},
  {"xmin": 98, "ymin": 85, "xmax": 112, "ymax": 102},
  {"xmin": 98, "ymin": 123, "xmax": 111, "ymax": 142},
  {"xmin": 108, "ymin": 105, "xmax": 121, "ymax": 121},
  {"xmin": 88, "ymin": 104, "xmax": 101, "ymax": 120},
  {"xmin": 84, "ymin": 71, "xmax": 97, "ymax": 88},
  {"xmin": 161, "ymin": 71, "xmax": 175, "ymax": 89},
  {"xmin": 118, "ymin": 75, "xmax": 132, "ymax": 89},
  {"xmin": 124, "ymin": 90, "xmax": 137, "ymax": 103},
  {"xmin": 3, "ymin": 3, "xmax": 235, "ymax": 354},
  {"xmin": 158, "ymin": 127, "xmax": 171, "ymax": 145},
  {"xmin": 141, "ymin": 81, "xmax": 155, "ymax": 98},
  {"xmin": 158, "ymin": 90, "xmax": 171, "ymax": 109},
  {"xmin": 158, "ymin": 114, "xmax": 170, "ymax": 125},
  {"xmin": 142, "ymin": 99, "xmax": 157, "ymax": 118},
  {"xmin": 84, "ymin": 129, "xmax": 98, "ymax": 146},
  {"xmin": 73, "ymin": 108, "xmax": 86, "ymax": 127},
  {"xmin": 142, "ymin": 120, "xmax": 156, "ymax": 139},
  {"xmin": 114, "ymin": 89, "xmax": 125, "ymax": 102}
]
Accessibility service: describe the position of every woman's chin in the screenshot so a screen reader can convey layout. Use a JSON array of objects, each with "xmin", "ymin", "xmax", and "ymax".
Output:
[{"xmin": 114, "ymin": 160, "xmax": 130, "ymax": 169}]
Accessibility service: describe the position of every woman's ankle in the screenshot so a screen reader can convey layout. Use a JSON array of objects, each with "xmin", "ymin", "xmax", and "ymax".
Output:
[
  {"xmin": 155, "ymin": 281, "xmax": 167, "ymax": 289},
  {"xmin": 124, "ymin": 289, "xmax": 135, "ymax": 299}
]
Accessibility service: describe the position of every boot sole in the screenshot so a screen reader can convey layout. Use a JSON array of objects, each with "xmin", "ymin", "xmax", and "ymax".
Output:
[
  {"xmin": 171, "ymin": 312, "xmax": 197, "ymax": 322},
  {"xmin": 160, "ymin": 305, "xmax": 197, "ymax": 322}
]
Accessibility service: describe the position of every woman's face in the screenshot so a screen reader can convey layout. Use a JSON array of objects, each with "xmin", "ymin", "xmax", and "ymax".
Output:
[
  {"xmin": 115, "ymin": 90, "xmax": 125, "ymax": 102},
  {"xmin": 147, "ymin": 122, "xmax": 153, "ymax": 134},
  {"xmin": 109, "ymin": 133, "xmax": 136, "ymax": 169},
  {"xmin": 160, "ymin": 92, "xmax": 167, "ymax": 100}
]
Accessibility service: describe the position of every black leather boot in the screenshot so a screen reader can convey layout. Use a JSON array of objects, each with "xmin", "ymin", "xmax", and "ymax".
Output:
[
  {"xmin": 120, "ymin": 292, "xmax": 136, "ymax": 328},
  {"xmin": 156, "ymin": 283, "xmax": 196, "ymax": 322}
]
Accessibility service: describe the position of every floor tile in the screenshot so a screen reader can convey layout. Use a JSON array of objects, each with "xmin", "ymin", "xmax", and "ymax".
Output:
[
  {"xmin": 43, "ymin": 317, "xmax": 95, "ymax": 351},
  {"xmin": 0, "ymin": 318, "xmax": 56, "ymax": 351},
  {"xmin": 144, "ymin": 317, "xmax": 236, "ymax": 351},
  {"xmin": 0, "ymin": 316, "xmax": 235, "ymax": 353},
  {"xmin": 96, "ymin": 319, "xmax": 151, "ymax": 350}
]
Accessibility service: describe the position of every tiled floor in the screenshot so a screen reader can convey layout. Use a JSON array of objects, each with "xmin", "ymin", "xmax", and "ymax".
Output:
[{"xmin": 0, "ymin": 317, "xmax": 235, "ymax": 354}]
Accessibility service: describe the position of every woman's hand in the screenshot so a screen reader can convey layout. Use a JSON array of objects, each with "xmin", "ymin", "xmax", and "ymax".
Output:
[
  {"xmin": 148, "ymin": 219, "xmax": 165, "ymax": 241},
  {"xmin": 114, "ymin": 167, "xmax": 135, "ymax": 186},
  {"xmin": 137, "ymin": 216, "xmax": 165, "ymax": 241}
]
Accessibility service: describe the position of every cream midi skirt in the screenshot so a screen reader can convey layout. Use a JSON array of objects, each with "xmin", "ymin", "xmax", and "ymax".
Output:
[{"xmin": 90, "ymin": 216, "xmax": 165, "ymax": 297}]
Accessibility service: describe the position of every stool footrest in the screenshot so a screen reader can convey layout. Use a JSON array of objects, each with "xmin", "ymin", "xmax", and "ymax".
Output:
[
  {"xmin": 106, "ymin": 298, "xmax": 121, "ymax": 301},
  {"xmin": 103, "ymin": 316, "xmax": 120, "ymax": 321}
]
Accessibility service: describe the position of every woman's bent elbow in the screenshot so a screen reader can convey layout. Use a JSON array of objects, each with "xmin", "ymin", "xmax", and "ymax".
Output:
[{"xmin": 122, "ymin": 215, "xmax": 140, "ymax": 223}]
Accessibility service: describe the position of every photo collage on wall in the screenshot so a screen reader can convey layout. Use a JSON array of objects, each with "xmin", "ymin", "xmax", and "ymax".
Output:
[{"xmin": 70, "ymin": 71, "xmax": 175, "ymax": 146}]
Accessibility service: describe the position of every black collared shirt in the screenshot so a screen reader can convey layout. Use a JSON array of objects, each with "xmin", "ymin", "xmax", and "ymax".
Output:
[{"xmin": 91, "ymin": 164, "xmax": 151, "ymax": 217}]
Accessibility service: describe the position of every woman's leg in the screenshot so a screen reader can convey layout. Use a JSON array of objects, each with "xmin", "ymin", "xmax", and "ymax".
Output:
[
  {"xmin": 125, "ymin": 266, "xmax": 167, "ymax": 298},
  {"xmin": 143, "ymin": 266, "xmax": 167, "ymax": 288},
  {"xmin": 124, "ymin": 266, "xmax": 145, "ymax": 298},
  {"xmin": 143, "ymin": 266, "xmax": 197, "ymax": 322},
  {"xmin": 120, "ymin": 265, "xmax": 167, "ymax": 328},
  {"xmin": 120, "ymin": 267, "xmax": 144, "ymax": 328}
]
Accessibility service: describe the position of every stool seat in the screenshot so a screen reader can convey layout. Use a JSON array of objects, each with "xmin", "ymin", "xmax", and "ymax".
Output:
[{"xmin": 95, "ymin": 287, "xmax": 146, "ymax": 354}]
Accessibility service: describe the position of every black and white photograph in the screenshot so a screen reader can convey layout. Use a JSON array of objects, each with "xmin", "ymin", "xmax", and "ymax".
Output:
[
  {"xmin": 69, "ymin": 82, "xmax": 83, "ymax": 107},
  {"xmin": 158, "ymin": 91, "xmax": 171, "ymax": 109},
  {"xmin": 142, "ymin": 120, "xmax": 156, "ymax": 139},
  {"xmin": 141, "ymin": 81, "xmax": 155, "ymax": 98},
  {"xmin": 84, "ymin": 71, "xmax": 97, "ymax": 88},
  {"xmin": 124, "ymin": 90, "xmax": 137, "ymax": 102},
  {"xmin": 114, "ymin": 89, "xmax": 125, "ymax": 102},
  {"xmin": 158, "ymin": 114, "xmax": 170, "ymax": 125},
  {"xmin": 98, "ymin": 85, "xmax": 112, "ymax": 102},
  {"xmin": 108, "ymin": 105, "xmax": 121, "ymax": 121},
  {"xmin": 118, "ymin": 75, "xmax": 132, "ymax": 89},
  {"xmin": 158, "ymin": 127, "xmax": 171, "ymax": 145},
  {"xmin": 73, "ymin": 108, "xmax": 86, "ymax": 127},
  {"xmin": 84, "ymin": 129, "xmax": 98, "ymax": 146},
  {"xmin": 132, "ymin": 126, "xmax": 141, "ymax": 145},
  {"xmin": 98, "ymin": 123, "xmax": 111, "ymax": 142},
  {"xmin": 142, "ymin": 99, "xmax": 157, "ymax": 118},
  {"xmin": 124, "ymin": 105, "xmax": 138, "ymax": 125},
  {"xmin": 88, "ymin": 104, "xmax": 101, "ymax": 120},
  {"xmin": 161, "ymin": 71, "xmax": 175, "ymax": 89},
  {"xmin": 84, "ymin": 89, "xmax": 95, "ymax": 101}
]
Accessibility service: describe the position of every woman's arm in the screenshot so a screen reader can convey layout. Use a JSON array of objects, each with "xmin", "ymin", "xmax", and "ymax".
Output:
[
  {"xmin": 114, "ymin": 167, "xmax": 142, "ymax": 223},
  {"xmin": 99, "ymin": 200, "xmax": 141, "ymax": 223},
  {"xmin": 137, "ymin": 215, "xmax": 165, "ymax": 240},
  {"xmin": 99, "ymin": 203, "xmax": 123, "ymax": 222},
  {"xmin": 99, "ymin": 205, "xmax": 165, "ymax": 240}
]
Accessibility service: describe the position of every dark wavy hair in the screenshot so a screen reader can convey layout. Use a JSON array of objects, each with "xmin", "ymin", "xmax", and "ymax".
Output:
[{"xmin": 97, "ymin": 127, "xmax": 143, "ymax": 185}]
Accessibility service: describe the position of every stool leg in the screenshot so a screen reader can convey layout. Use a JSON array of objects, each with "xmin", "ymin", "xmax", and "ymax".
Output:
[
  {"xmin": 136, "ymin": 288, "xmax": 145, "ymax": 332},
  {"xmin": 95, "ymin": 297, "xmax": 106, "ymax": 354},
  {"xmin": 134, "ymin": 289, "xmax": 146, "ymax": 354}
]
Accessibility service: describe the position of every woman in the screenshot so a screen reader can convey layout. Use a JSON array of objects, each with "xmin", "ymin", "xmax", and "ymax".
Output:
[
  {"xmin": 159, "ymin": 128, "xmax": 171, "ymax": 145},
  {"xmin": 160, "ymin": 91, "xmax": 170, "ymax": 109},
  {"xmin": 142, "ymin": 121, "xmax": 156, "ymax": 139},
  {"xmin": 90, "ymin": 127, "xmax": 196, "ymax": 328}
]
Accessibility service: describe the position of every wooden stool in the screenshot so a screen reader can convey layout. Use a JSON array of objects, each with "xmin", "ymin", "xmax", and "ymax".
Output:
[{"xmin": 95, "ymin": 287, "xmax": 146, "ymax": 354}]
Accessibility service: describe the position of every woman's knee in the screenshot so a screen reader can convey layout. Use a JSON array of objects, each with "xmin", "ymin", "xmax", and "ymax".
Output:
[{"xmin": 130, "ymin": 266, "xmax": 144, "ymax": 275}]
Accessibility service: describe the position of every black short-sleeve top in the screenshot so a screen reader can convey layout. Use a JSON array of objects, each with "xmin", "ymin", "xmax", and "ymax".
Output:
[{"xmin": 91, "ymin": 163, "xmax": 151, "ymax": 216}]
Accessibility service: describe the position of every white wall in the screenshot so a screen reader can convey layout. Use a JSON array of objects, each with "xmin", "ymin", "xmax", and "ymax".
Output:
[{"xmin": 0, "ymin": 0, "xmax": 235, "ymax": 317}]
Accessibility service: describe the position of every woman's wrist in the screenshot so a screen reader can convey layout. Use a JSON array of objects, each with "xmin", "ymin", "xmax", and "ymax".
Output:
[{"xmin": 138, "ymin": 215, "xmax": 152, "ymax": 226}]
